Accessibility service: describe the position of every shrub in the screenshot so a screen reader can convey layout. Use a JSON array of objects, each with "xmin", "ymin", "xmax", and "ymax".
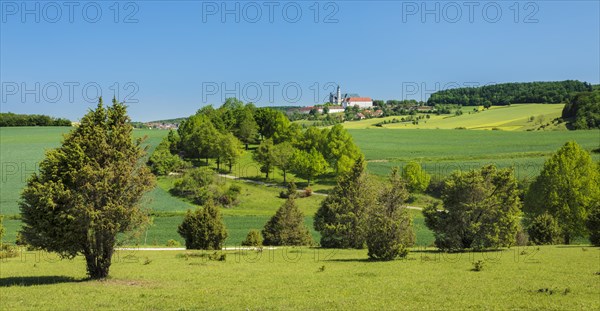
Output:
[
  {"xmin": 171, "ymin": 168, "xmax": 216, "ymax": 202},
  {"xmin": 515, "ymin": 223, "xmax": 530, "ymax": 246},
  {"xmin": 208, "ymin": 251, "xmax": 226, "ymax": 261},
  {"xmin": 586, "ymin": 205, "xmax": 600, "ymax": 246},
  {"xmin": 280, "ymin": 181, "xmax": 297, "ymax": 199},
  {"xmin": 148, "ymin": 138, "xmax": 189, "ymax": 175},
  {"xmin": 172, "ymin": 168, "xmax": 239, "ymax": 208},
  {"xmin": 0, "ymin": 244, "xmax": 18, "ymax": 259},
  {"xmin": 218, "ymin": 185, "xmax": 241, "ymax": 208},
  {"xmin": 304, "ymin": 187, "xmax": 312, "ymax": 197},
  {"xmin": 526, "ymin": 212, "xmax": 561, "ymax": 245},
  {"xmin": 472, "ymin": 260, "xmax": 485, "ymax": 272},
  {"xmin": 241, "ymin": 229, "xmax": 263, "ymax": 247},
  {"xmin": 423, "ymin": 165, "xmax": 521, "ymax": 251},
  {"xmin": 402, "ymin": 162, "xmax": 431, "ymax": 193},
  {"xmin": 166, "ymin": 239, "xmax": 181, "ymax": 247},
  {"xmin": 262, "ymin": 197, "xmax": 313, "ymax": 246},
  {"xmin": 178, "ymin": 201, "xmax": 228, "ymax": 250}
]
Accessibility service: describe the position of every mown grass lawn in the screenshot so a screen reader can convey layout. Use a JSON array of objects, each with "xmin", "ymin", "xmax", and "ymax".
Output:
[{"xmin": 0, "ymin": 246, "xmax": 598, "ymax": 310}]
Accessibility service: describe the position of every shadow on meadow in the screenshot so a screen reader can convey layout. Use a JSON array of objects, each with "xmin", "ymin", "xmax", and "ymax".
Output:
[{"xmin": 0, "ymin": 276, "xmax": 85, "ymax": 287}]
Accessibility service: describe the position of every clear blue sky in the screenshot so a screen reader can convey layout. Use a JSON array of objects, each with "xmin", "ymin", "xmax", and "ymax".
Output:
[{"xmin": 1, "ymin": 0, "xmax": 599, "ymax": 121}]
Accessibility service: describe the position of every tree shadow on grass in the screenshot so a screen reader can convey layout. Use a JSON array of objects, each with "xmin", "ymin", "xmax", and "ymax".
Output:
[
  {"xmin": 324, "ymin": 258, "xmax": 372, "ymax": 263},
  {"xmin": 0, "ymin": 276, "xmax": 85, "ymax": 287}
]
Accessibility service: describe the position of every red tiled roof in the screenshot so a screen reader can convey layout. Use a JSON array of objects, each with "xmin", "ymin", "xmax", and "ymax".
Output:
[{"xmin": 346, "ymin": 97, "xmax": 372, "ymax": 102}]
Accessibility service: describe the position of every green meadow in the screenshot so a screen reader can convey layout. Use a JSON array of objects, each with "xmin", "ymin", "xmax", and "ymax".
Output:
[
  {"xmin": 0, "ymin": 246, "xmax": 598, "ymax": 310},
  {"xmin": 1, "ymin": 124, "xmax": 599, "ymax": 247},
  {"xmin": 1, "ymin": 113, "xmax": 599, "ymax": 310}
]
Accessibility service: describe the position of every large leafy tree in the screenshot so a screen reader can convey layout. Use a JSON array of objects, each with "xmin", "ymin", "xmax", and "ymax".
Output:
[
  {"xmin": 366, "ymin": 167, "xmax": 415, "ymax": 260},
  {"xmin": 235, "ymin": 106, "xmax": 258, "ymax": 150},
  {"xmin": 524, "ymin": 141, "xmax": 600, "ymax": 244},
  {"xmin": 178, "ymin": 113, "xmax": 220, "ymax": 164},
  {"xmin": 262, "ymin": 197, "xmax": 313, "ymax": 246},
  {"xmin": 325, "ymin": 124, "xmax": 361, "ymax": 174},
  {"xmin": 19, "ymin": 98, "xmax": 155, "ymax": 279},
  {"xmin": 216, "ymin": 132, "xmax": 243, "ymax": 172},
  {"xmin": 253, "ymin": 138, "xmax": 276, "ymax": 179},
  {"xmin": 272, "ymin": 142, "xmax": 296, "ymax": 183},
  {"xmin": 254, "ymin": 108, "xmax": 291, "ymax": 143},
  {"xmin": 314, "ymin": 157, "xmax": 376, "ymax": 248},
  {"xmin": 291, "ymin": 148, "xmax": 328, "ymax": 187},
  {"xmin": 423, "ymin": 165, "xmax": 521, "ymax": 251}
]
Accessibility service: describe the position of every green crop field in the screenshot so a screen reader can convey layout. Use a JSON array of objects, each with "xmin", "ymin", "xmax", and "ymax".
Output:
[
  {"xmin": 1, "ymin": 246, "xmax": 598, "ymax": 310},
  {"xmin": 349, "ymin": 128, "xmax": 600, "ymax": 178}
]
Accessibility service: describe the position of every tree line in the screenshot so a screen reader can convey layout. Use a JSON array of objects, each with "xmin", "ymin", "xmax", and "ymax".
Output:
[
  {"xmin": 0, "ymin": 112, "xmax": 71, "ymax": 127},
  {"xmin": 427, "ymin": 80, "xmax": 592, "ymax": 107},
  {"xmin": 561, "ymin": 90, "xmax": 600, "ymax": 129}
]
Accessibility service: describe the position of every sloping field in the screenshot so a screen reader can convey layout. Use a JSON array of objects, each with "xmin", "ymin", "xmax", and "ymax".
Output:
[{"xmin": 344, "ymin": 104, "xmax": 565, "ymax": 130}]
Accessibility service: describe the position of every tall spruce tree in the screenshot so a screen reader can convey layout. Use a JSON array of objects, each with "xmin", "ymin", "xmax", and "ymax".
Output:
[
  {"xmin": 314, "ymin": 157, "xmax": 376, "ymax": 248},
  {"xmin": 366, "ymin": 167, "xmax": 415, "ymax": 260},
  {"xmin": 19, "ymin": 98, "xmax": 155, "ymax": 279}
]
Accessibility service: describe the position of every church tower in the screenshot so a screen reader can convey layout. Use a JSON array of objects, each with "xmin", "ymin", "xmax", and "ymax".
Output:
[{"xmin": 336, "ymin": 85, "xmax": 341, "ymax": 106}]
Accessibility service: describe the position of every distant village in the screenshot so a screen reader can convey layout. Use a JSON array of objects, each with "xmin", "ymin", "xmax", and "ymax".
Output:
[{"xmin": 142, "ymin": 85, "xmax": 434, "ymax": 129}]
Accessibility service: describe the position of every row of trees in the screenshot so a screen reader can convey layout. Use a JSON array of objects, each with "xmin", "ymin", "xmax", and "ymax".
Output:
[
  {"xmin": 427, "ymin": 80, "xmax": 592, "ymax": 107},
  {"xmin": 150, "ymin": 98, "xmax": 308, "ymax": 173},
  {"xmin": 0, "ymin": 112, "xmax": 71, "ymax": 127},
  {"xmin": 561, "ymin": 90, "xmax": 600, "ymax": 129},
  {"xmin": 252, "ymin": 124, "xmax": 361, "ymax": 185}
]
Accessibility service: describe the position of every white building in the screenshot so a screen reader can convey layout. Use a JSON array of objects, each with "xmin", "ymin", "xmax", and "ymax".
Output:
[
  {"xmin": 329, "ymin": 85, "xmax": 373, "ymax": 109},
  {"xmin": 343, "ymin": 97, "xmax": 373, "ymax": 109}
]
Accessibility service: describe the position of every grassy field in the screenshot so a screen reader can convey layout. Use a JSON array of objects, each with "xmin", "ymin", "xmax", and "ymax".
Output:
[
  {"xmin": 350, "ymin": 128, "xmax": 600, "ymax": 178},
  {"xmin": 0, "ymin": 246, "xmax": 598, "ymax": 310},
  {"xmin": 2, "ymin": 125, "xmax": 599, "ymax": 247},
  {"xmin": 342, "ymin": 104, "xmax": 566, "ymax": 130}
]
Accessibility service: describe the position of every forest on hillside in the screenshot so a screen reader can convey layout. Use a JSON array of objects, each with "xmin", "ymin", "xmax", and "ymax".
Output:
[
  {"xmin": 562, "ymin": 90, "xmax": 600, "ymax": 129},
  {"xmin": 427, "ymin": 80, "xmax": 592, "ymax": 107}
]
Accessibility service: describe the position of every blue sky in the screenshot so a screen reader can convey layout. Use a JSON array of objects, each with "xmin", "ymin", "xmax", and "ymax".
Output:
[{"xmin": 1, "ymin": 0, "xmax": 599, "ymax": 121}]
